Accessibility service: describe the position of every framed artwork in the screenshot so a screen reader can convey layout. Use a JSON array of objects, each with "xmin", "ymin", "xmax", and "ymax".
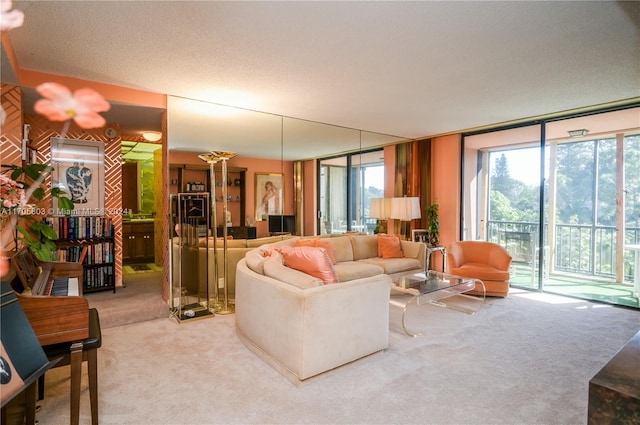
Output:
[
  {"xmin": 50, "ymin": 137, "xmax": 105, "ymax": 216},
  {"xmin": 412, "ymin": 229, "xmax": 429, "ymax": 244},
  {"xmin": 255, "ymin": 172, "xmax": 283, "ymax": 220}
]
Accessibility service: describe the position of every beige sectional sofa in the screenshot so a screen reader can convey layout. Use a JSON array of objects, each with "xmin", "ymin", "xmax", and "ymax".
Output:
[{"xmin": 235, "ymin": 234, "xmax": 425, "ymax": 384}]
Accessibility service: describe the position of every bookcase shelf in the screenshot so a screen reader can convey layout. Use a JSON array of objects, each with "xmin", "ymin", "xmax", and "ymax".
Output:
[
  {"xmin": 169, "ymin": 164, "xmax": 247, "ymax": 227},
  {"xmin": 46, "ymin": 216, "xmax": 116, "ymax": 294}
]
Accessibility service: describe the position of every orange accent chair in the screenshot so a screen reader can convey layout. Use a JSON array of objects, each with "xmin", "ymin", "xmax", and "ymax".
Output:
[{"xmin": 447, "ymin": 241, "xmax": 512, "ymax": 297}]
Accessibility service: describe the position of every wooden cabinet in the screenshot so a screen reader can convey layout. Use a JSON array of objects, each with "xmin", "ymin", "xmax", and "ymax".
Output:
[
  {"xmin": 122, "ymin": 222, "xmax": 155, "ymax": 264},
  {"xmin": 121, "ymin": 162, "xmax": 139, "ymax": 213}
]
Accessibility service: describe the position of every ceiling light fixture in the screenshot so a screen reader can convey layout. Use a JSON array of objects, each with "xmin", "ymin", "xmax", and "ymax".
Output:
[
  {"xmin": 568, "ymin": 129, "xmax": 589, "ymax": 138},
  {"xmin": 142, "ymin": 131, "xmax": 162, "ymax": 142}
]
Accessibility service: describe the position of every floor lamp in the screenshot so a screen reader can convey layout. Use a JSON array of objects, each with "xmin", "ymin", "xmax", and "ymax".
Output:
[
  {"xmin": 370, "ymin": 198, "xmax": 392, "ymax": 234},
  {"xmin": 390, "ymin": 197, "xmax": 421, "ymax": 240},
  {"xmin": 199, "ymin": 151, "xmax": 238, "ymax": 315}
]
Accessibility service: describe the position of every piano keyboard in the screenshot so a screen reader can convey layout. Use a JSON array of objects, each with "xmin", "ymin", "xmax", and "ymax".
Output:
[
  {"xmin": 46, "ymin": 277, "xmax": 80, "ymax": 296},
  {"xmin": 34, "ymin": 276, "xmax": 79, "ymax": 297},
  {"xmin": 9, "ymin": 247, "xmax": 84, "ymax": 298}
]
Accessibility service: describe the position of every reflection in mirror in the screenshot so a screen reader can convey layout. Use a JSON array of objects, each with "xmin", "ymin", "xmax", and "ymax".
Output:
[
  {"xmin": 167, "ymin": 96, "xmax": 282, "ymax": 159},
  {"xmin": 168, "ymin": 96, "xmax": 409, "ymax": 160},
  {"xmin": 361, "ymin": 131, "xmax": 407, "ymax": 148},
  {"xmin": 318, "ymin": 150, "xmax": 388, "ymax": 236},
  {"xmin": 167, "ymin": 96, "xmax": 411, "ymax": 237},
  {"xmin": 283, "ymin": 118, "xmax": 360, "ymax": 160},
  {"xmin": 121, "ymin": 141, "xmax": 162, "ymax": 215}
]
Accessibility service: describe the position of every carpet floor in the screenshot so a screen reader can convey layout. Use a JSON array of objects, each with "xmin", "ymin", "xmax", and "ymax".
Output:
[
  {"xmin": 26, "ymin": 288, "xmax": 640, "ymax": 425},
  {"xmin": 83, "ymin": 270, "xmax": 168, "ymax": 329}
]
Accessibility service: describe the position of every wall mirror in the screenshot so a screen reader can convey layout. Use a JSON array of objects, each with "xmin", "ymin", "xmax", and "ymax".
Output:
[{"xmin": 167, "ymin": 97, "xmax": 410, "ymax": 235}]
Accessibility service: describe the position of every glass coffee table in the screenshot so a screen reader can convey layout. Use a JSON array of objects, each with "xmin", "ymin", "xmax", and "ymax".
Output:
[{"xmin": 390, "ymin": 270, "xmax": 485, "ymax": 337}]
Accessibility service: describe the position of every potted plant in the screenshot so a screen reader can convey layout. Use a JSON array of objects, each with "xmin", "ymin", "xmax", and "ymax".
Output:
[
  {"xmin": 1, "ymin": 164, "xmax": 74, "ymax": 261},
  {"xmin": 426, "ymin": 200, "xmax": 440, "ymax": 246}
]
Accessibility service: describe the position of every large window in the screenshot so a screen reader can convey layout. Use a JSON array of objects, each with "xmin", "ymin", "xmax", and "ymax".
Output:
[{"xmin": 462, "ymin": 105, "xmax": 640, "ymax": 306}]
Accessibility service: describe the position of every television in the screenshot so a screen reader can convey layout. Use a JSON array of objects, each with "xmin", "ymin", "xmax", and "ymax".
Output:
[{"xmin": 268, "ymin": 215, "xmax": 295, "ymax": 235}]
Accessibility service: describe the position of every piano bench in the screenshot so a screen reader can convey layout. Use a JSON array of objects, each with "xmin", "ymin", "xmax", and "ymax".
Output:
[{"xmin": 37, "ymin": 308, "xmax": 101, "ymax": 425}]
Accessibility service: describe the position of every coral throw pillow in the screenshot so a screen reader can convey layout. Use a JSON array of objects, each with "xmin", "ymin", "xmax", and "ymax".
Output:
[
  {"xmin": 295, "ymin": 238, "xmax": 337, "ymax": 264},
  {"xmin": 276, "ymin": 246, "xmax": 339, "ymax": 284},
  {"xmin": 377, "ymin": 234, "xmax": 404, "ymax": 259}
]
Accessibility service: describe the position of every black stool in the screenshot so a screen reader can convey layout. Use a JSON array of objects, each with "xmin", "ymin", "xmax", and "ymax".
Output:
[{"xmin": 38, "ymin": 308, "xmax": 101, "ymax": 425}]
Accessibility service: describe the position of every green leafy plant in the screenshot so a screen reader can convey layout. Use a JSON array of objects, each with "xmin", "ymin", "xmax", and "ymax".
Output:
[
  {"xmin": 1, "ymin": 163, "xmax": 74, "ymax": 261},
  {"xmin": 426, "ymin": 200, "xmax": 440, "ymax": 246}
]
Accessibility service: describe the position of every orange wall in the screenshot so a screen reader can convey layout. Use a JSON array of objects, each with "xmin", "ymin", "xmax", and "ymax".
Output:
[
  {"xmin": 431, "ymin": 134, "xmax": 461, "ymax": 249},
  {"xmin": 18, "ymin": 69, "xmax": 166, "ymax": 109}
]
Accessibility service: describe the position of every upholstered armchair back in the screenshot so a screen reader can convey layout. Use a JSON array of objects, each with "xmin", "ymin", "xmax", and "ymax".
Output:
[
  {"xmin": 448, "ymin": 240, "xmax": 512, "ymax": 272},
  {"xmin": 447, "ymin": 240, "xmax": 513, "ymax": 297}
]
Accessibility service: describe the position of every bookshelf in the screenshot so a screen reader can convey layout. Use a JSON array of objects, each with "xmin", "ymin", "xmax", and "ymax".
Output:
[{"xmin": 46, "ymin": 216, "xmax": 116, "ymax": 293}]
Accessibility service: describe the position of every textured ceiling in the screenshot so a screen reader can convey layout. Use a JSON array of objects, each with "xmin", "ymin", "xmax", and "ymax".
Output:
[{"xmin": 3, "ymin": 1, "xmax": 639, "ymax": 159}]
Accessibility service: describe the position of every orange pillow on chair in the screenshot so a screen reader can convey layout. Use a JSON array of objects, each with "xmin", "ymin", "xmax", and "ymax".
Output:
[
  {"xmin": 276, "ymin": 245, "xmax": 339, "ymax": 284},
  {"xmin": 377, "ymin": 234, "xmax": 404, "ymax": 259}
]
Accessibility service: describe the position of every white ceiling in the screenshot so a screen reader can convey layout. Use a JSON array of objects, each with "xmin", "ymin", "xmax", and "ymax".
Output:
[{"xmin": 3, "ymin": 1, "xmax": 639, "ymax": 160}]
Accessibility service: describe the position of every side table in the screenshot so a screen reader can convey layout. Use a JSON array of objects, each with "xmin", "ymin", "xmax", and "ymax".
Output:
[{"xmin": 425, "ymin": 245, "xmax": 447, "ymax": 272}]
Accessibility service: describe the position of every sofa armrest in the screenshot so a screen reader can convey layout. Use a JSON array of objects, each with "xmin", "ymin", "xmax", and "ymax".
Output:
[{"xmin": 400, "ymin": 240, "xmax": 426, "ymax": 270}]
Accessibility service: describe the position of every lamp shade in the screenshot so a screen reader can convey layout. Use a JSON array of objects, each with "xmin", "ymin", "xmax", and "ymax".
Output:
[
  {"xmin": 370, "ymin": 198, "xmax": 392, "ymax": 219},
  {"xmin": 390, "ymin": 197, "xmax": 421, "ymax": 221}
]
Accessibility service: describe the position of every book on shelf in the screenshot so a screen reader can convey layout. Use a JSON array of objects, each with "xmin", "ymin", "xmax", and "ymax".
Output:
[
  {"xmin": 45, "ymin": 216, "xmax": 114, "ymax": 239},
  {"xmin": 78, "ymin": 245, "xmax": 89, "ymax": 264}
]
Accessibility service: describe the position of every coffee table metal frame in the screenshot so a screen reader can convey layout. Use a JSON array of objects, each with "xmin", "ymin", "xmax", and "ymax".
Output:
[{"xmin": 390, "ymin": 270, "xmax": 485, "ymax": 337}]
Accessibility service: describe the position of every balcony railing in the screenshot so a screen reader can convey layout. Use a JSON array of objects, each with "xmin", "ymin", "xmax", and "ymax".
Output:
[{"xmin": 487, "ymin": 220, "xmax": 640, "ymax": 283}]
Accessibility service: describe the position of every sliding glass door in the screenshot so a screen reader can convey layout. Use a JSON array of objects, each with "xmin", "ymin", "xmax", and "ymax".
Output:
[
  {"xmin": 463, "ymin": 124, "xmax": 545, "ymax": 290},
  {"xmin": 461, "ymin": 106, "xmax": 640, "ymax": 307},
  {"xmin": 319, "ymin": 157, "xmax": 347, "ymax": 235},
  {"xmin": 318, "ymin": 150, "xmax": 384, "ymax": 235}
]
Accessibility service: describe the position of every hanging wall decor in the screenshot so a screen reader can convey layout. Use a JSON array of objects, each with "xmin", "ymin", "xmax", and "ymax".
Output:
[{"xmin": 50, "ymin": 137, "xmax": 105, "ymax": 216}]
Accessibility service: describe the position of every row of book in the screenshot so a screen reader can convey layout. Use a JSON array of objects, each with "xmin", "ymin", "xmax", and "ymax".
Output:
[
  {"xmin": 45, "ymin": 216, "xmax": 114, "ymax": 240},
  {"xmin": 83, "ymin": 265, "xmax": 114, "ymax": 291},
  {"xmin": 54, "ymin": 242, "xmax": 114, "ymax": 264}
]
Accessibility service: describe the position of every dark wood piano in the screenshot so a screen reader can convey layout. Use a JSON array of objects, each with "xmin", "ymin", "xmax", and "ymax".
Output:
[{"xmin": 7, "ymin": 246, "xmax": 89, "ymax": 425}]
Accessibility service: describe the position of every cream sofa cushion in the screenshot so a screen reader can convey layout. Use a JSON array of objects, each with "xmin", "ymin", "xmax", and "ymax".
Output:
[
  {"xmin": 359, "ymin": 257, "xmax": 421, "ymax": 274},
  {"xmin": 326, "ymin": 236, "xmax": 354, "ymax": 262},
  {"xmin": 333, "ymin": 261, "xmax": 384, "ymax": 282},
  {"xmin": 350, "ymin": 235, "xmax": 379, "ymax": 260}
]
